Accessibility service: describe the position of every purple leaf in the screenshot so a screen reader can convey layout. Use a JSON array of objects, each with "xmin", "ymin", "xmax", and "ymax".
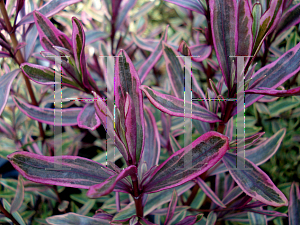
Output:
[
  {"xmin": 0, "ymin": 69, "xmax": 20, "ymax": 115},
  {"xmin": 7, "ymin": 151, "xmax": 122, "ymax": 189},
  {"xmin": 175, "ymin": 214, "xmax": 203, "ymax": 225},
  {"xmin": 10, "ymin": 176, "xmax": 24, "ymax": 214},
  {"xmin": 93, "ymin": 92, "xmax": 130, "ymax": 164},
  {"xmin": 195, "ymin": 177, "xmax": 226, "ymax": 208},
  {"xmin": 17, "ymin": 0, "xmax": 81, "ymax": 27},
  {"xmin": 246, "ymin": 208, "xmax": 287, "ymax": 217},
  {"xmin": 289, "ymin": 182, "xmax": 300, "ymax": 225},
  {"xmin": 246, "ymin": 86, "xmax": 300, "ymax": 97},
  {"xmin": 162, "ymin": 42, "xmax": 185, "ymax": 99},
  {"xmin": 87, "ymin": 165, "xmax": 137, "ymax": 198},
  {"xmin": 222, "ymin": 153, "xmax": 288, "ymax": 207},
  {"xmin": 0, "ymin": 52, "xmax": 10, "ymax": 58},
  {"xmin": 77, "ymin": 104, "xmax": 101, "ymax": 131},
  {"xmin": 210, "ymin": 129, "xmax": 285, "ymax": 175},
  {"xmin": 115, "ymin": 0, "xmax": 137, "ymax": 31},
  {"xmin": 131, "ymin": 33, "xmax": 160, "ymax": 52},
  {"xmin": 20, "ymin": 63, "xmax": 79, "ymax": 88},
  {"xmin": 142, "ymin": 131, "xmax": 229, "ymax": 193},
  {"xmin": 139, "ymin": 105, "xmax": 160, "ymax": 170},
  {"xmin": 140, "ymin": 85, "xmax": 221, "ymax": 123},
  {"xmin": 115, "ymin": 50, "xmax": 145, "ymax": 165},
  {"xmin": 247, "ymin": 207, "xmax": 267, "ymax": 225},
  {"xmin": 164, "ymin": 190, "xmax": 178, "ymax": 225},
  {"xmin": 189, "ymin": 44, "xmax": 212, "ymax": 62},
  {"xmin": 72, "ymin": 17, "xmax": 96, "ymax": 90},
  {"xmin": 274, "ymin": 3, "xmax": 300, "ymax": 37},
  {"xmin": 139, "ymin": 26, "xmax": 168, "ymax": 83},
  {"xmin": 236, "ymin": 0, "xmax": 253, "ymax": 58},
  {"xmin": 252, "ymin": 0, "xmax": 283, "ymax": 56},
  {"xmin": 33, "ymin": 11, "xmax": 72, "ymax": 55},
  {"xmin": 222, "ymin": 186, "xmax": 243, "ymax": 205},
  {"xmin": 245, "ymin": 41, "xmax": 300, "ymax": 109},
  {"xmin": 46, "ymin": 213, "xmax": 111, "ymax": 225},
  {"xmin": 252, "ymin": 2, "xmax": 262, "ymax": 44},
  {"xmin": 13, "ymin": 96, "xmax": 82, "ymax": 126},
  {"xmin": 210, "ymin": 0, "xmax": 237, "ymax": 88},
  {"xmin": 165, "ymin": 0, "xmax": 205, "ymax": 15},
  {"xmin": 206, "ymin": 212, "xmax": 217, "ymax": 225}
]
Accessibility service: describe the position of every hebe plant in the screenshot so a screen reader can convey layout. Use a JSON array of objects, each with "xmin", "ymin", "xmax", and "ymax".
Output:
[{"xmin": 0, "ymin": 0, "xmax": 299, "ymax": 224}]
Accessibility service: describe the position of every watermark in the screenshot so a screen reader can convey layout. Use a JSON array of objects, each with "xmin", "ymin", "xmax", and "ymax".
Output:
[{"xmin": 51, "ymin": 54, "xmax": 251, "ymax": 171}]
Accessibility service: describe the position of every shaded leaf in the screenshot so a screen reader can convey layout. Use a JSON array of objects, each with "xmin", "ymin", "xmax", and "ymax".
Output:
[
  {"xmin": 10, "ymin": 176, "xmax": 24, "ymax": 213},
  {"xmin": 13, "ymin": 96, "xmax": 81, "ymax": 126},
  {"xmin": 18, "ymin": 0, "xmax": 81, "ymax": 26},
  {"xmin": 141, "ymin": 85, "xmax": 221, "ymax": 123},
  {"xmin": 46, "ymin": 213, "xmax": 111, "ymax": 225},
  {"xmin": 77, "ymin": 104, "xmax": 101, "ymax": 131},
  {"xmin": 289, "ymin": 182, "xmax": 300, "ymax": 225},
  {"xmin": 165, "ymin": 0, "xmax": 205, "ymax": 15},
  {"xmin": 0, "ymin": 69, "xmax": 20, "ymax": 115},
  {"xmin": 222, "ymin": 153, "xmax": 288, "ymax": 207}
]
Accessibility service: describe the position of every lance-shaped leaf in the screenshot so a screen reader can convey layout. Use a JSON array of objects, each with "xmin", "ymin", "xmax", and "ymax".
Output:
[
  {"xmin": 115, "ymin": 0, "xmax": 137, "ymax": 31},
  {"xmin": 13, "ymin": 96, "xmax": 81, "ymax": 126},
  {"xmin": 33, "ymin": 11, "xmax": 72, "ymax": 54},
  {"xmin": 10, "ymin": 176, "xmax": 24, "ymax": 213},
  {"xmin": 140, "ymin": 86, "xmax": 221, "ymax": 123},
  {"xmin": 245, "ymin": 41, "xmax": 300, "ymax": 109},
  {"xmin": 252, "ymin": 2, "xmax": 262, "ymax": 43},
  {"xmin": 206, "ymin": 212, "xmax": 217, "ymax": 225},
  {"xmin": 7, "ymin": 151, "xmax": 131, "ymax": 191},
  {"xmin": 210, "ymin": 0, "xmax": 237, "ymax": 88},
  {"xmin": 222, "ymin": 153, "xmax": 288, "ymax": 207},
  {"xmin": 246, "ymin": 86, "xmax": 300, "ymax": 97},
  {"xmin": 87, "ymin": 165, "xmax": 136, "ymax": 198},
  {"xmin": 46, "ymin": 213, "xmax": 111, "ymax": 225},
  {"xmin": 274, "ymin": 3, "xmax": 300, "ymax": 37},
  {"xmin": 131, "ymin": 34, "xmax": 160, "ymax": 52},
  {"xmin": 247, "ymin": 209, "xmax": 267, "ymax": 225},
  {"xmin": 210, "ymin": 129, "xmax": 285, "ymax": 175},
  {"xmin": 77, "ymin": 104, "xmax": 101, "ymax": 131},
  {"xmin": 165, "ymin": 0, "xmax": 205, "ymax": 15},
  {"xmin": 162, "ymin": 42, "xmax": 185, "ymax": 99},
  {"xmin": 236, "ymin": 0, "xmax": 253, "ymax": 57},
  {"xmin": 142, "ymin": 131, "xmax": 229, "ymax": 193},
  {"xmin": 164, "ymin": 190, "xmax": 178, "ymax": 225},
  {"xmin": 0, "ymin": 69, "xmax": 20, "ymax": 115},
  {"xmin": 93, "ymin": 92, "xmax": 129, "ymax": 163},
  {"xmin": 175, "ymin": 214, "xmax": 203, "ymax": 225},
  {"xmin": 189, "ymin": 44, "xmax": 212, "ymax": 62},
  {"xmin": 72, "ymin": 17, "xmax": 95, "ymax": 90},
  {"xmin": 195, "ymin": 177, "xmax": 226, "ymax": 208},
  {"xmin": 17, "ymin": 0, "xmax": 81, "ymax": 27},
  {"xmin": 252, "ymin": 0, "xmax": 283, "ymax": 56},
  {"xmin": 115, "ymin": 50, "xmax": 145, "ymax": 165},
  {"xmin": 289, "ymin": 182, "xmax": 300, "ymax": 225},
  {"xmin": 139, "ymin": 105, "xmax": 160, "ymax": 170},
  {"xmin": 139, "ymin": 26, "xmax": 168, "ymax": 83},
  {"xmin": 21, "ymin": 63, "xmax": 79, "ymax": 88}
]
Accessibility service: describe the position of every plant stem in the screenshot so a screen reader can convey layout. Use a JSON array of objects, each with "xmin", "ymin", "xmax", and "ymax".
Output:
[
  {"xmin": 0, "ymin": 0, "xmax": 45, "ymax": 140},
  {"xmin": 131, "ymin": 174, "xmax": 143, "ymax": 218},
  {"xmin": 0, "ymin": 199, "xmax": 21, "ymax": 225}
]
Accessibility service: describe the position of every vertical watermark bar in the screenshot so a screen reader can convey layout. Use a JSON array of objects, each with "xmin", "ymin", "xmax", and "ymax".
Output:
[
  {"xmin": 229, "ymin": 56, "xmax": 252, "ymax": 170},
  {"xmin": 47, "ymin": 56, "xmax": 70, "ymax": 170},
  {"xmin": 106, "ymin": 56, "xmax": 115, "ymax": 164},
  {"xmin": 183, "ymin": 56, "xmax": 193, "ymax": 168}
]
